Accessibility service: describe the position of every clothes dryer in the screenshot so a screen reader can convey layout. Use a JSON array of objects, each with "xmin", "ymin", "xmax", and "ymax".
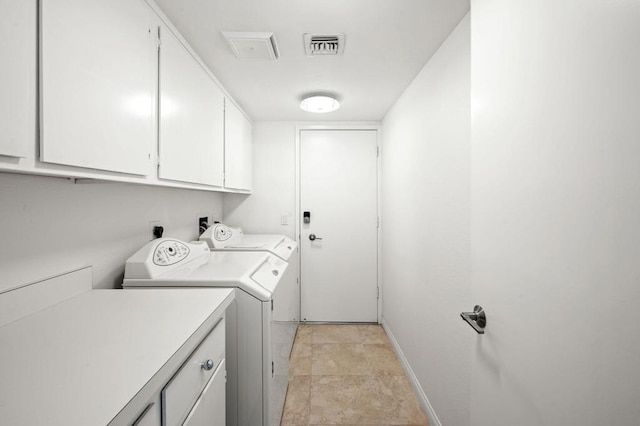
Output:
[
  {"xmin": 123, "ymin": 238, "xmax": 288, "ymax": 426},
  {"xmin": 200, "ymin": 223, "xmax": 299, "ymax": 417},
  {"xmin": 200, "ymin": 223, "xmax": 298, "ymax": 322}
]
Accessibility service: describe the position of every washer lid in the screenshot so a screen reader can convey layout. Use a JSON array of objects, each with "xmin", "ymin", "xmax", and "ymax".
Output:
[{"xmin": 124, "ymin": 240, "xmax": 288, "ymax": 302}]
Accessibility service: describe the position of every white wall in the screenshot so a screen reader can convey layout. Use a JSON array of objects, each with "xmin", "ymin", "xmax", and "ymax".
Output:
[
  {"xmin": 381, "ymin": 14, "xmax": 471, "ymax": 426},
  {"xmin": 223, "ymin": 121, "xmax": 297, "ymax": 239},
  {"xmin": 0, "ymin": 172, "xmax": 222, "ymax": 289},
  {"xmin": 470, "ymin": 1, "xmax": 640, "ymax": 425}
]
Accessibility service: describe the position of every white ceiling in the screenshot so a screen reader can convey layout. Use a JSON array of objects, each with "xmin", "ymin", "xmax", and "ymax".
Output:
[{"xmin": 153, "ymin": 0, "xmax": 470, "ymax": 122}]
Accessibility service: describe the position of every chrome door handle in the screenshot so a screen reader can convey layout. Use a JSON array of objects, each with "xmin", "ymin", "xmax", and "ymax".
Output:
[
  {"xmin": 309, "ymin": 234, "xmax": 323, "ymax": 241},
  {"xmin": 460, "ymin": 305, "xmax": 486, "ymax": 334}
]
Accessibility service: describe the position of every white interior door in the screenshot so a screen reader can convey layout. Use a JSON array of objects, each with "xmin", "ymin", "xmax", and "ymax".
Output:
[
  {"xmin": 470, "ymin": 1, "xmax": 640, "ymax": 425},
  {"xmin": 299, "ymin": 130, "xmax": 378, "ymax": 322}
]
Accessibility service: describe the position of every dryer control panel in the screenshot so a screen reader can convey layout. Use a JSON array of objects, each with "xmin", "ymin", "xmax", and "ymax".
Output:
[
  {"xmin": 125, "ymin": 238, "xmax": 210, "ymax": 279},
  {"xmin": 200, "ymin": 223, "xmax": 243, "ymax": 248}
]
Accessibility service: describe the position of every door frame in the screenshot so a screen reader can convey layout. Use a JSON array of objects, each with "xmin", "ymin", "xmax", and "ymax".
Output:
[{"xmin": 295, "ymin": 123, "xmax": 382, "ymax": 323}]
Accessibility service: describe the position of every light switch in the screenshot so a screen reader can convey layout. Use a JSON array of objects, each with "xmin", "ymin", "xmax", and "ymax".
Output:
[{"xmin": 281, "ymin": 213, "xmax": 288, "ymax": 225}]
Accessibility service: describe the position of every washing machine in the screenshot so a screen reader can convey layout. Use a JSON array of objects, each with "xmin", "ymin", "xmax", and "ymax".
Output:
[
  {"xmin": 123, "ymin": 238, "xmax": 288, "ymax": 426},
  {"xmin": 199, "ymin": 223, "xmax": 296, "ymax": 262}
]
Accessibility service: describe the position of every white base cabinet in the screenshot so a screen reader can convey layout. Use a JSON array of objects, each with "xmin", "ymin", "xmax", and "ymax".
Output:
[
  {"xmin": 0, "ymin": 269, "xmax": 233, "ymax": 426},
  {"xmin": 162, "ymin": 319, "xmax": 225, "ymax": 425},
  {"xmin": 183, "ymin": 360, "xmax": 227, "ymax": 426},
  {"xmin": 132, "ymin": 403, "xmax": 160, "ymax": 426}
]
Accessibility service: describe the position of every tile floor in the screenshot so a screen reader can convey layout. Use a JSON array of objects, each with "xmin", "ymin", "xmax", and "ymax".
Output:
[{"xmin": 281, "ymin": 324, "xmax": 429, "ymax": 426}]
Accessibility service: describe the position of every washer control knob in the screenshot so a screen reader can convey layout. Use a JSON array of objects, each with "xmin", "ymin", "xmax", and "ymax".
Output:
[
  {"xmin": 201, "ymin": 359, "xmax": 214, "ymax": 371},
  {"xmin": 272, "ymin": 270, "xmax": 279, "ymax": 276}
]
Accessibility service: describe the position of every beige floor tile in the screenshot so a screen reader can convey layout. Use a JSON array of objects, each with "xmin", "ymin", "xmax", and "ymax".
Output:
[
  {"xmin": 281, "ymin": 375, "xmax": 311, "ymax": 425},
  {"xmin": 310, "ymin": 375, "xmax": 427, "ymax": 425},
  {"xmin": 357, "ymin": 324, "xmax": 390, "ymax": 345},
  {"xmin": 296, "ymin": 324, "xmax": 313, "ymax": 344},
  {"xmin": 364, "ymin": 344, "xmax": 405, "ymax": 376},
  {"xmin": 311, "ymin": 343, "xmax": 370, "ymax": 375},
  {"xmin": 380, "ymin": 375, "xmax": 428, "ymax": 425},
  {"xmin": 283, "ymin": 325, "xmax": 429, "ymax": 426},
  {"xmin": 311, "ymin": 324, "xmax": 361, "ymax": 344},
  {"xmin": 309, "ymin": 375, "xmax": 385, "ymax": 424},
  {"xmin": 290, "ymin": 342, "xmax": 312, "ymax": 376}
]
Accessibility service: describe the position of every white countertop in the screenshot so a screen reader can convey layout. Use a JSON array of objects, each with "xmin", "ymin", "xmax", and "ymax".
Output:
[{"xmin": 0, "ymin": 288, "xmax": 234, "ymax": 425}]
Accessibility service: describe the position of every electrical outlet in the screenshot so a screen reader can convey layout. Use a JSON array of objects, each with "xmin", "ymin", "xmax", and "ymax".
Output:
[
  {"xmin": 149, "ymin": 220, "xmax": 163, "ymax": 241},
  {"xmin": 197, "ymin": 213, "xmax": 211, "ymax": 236}
]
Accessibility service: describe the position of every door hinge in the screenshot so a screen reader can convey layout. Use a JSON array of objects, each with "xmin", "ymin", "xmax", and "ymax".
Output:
[
  {"xmin": 376, "ymin": 287, "xmax": 380, "ymax": 299},
  {"xmin": 377, "ymin": 217, "xmax": 380, "ymax": 228},
  {"xmin": 271, "ymin": 299, "xmax": 274, "ymax": 311},
  {"xmin": 272, "ymin": 361, "xmax": 274, "ymax": 377},
  {"xmin": 376, "ymin": 146, "xmax": 380, "ymax": 157}
]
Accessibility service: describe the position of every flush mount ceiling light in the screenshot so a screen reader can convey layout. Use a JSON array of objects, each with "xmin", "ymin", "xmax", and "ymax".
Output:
[{"xmin": 299, "ymin": 95, "xmax": 340, "ymax": 113}]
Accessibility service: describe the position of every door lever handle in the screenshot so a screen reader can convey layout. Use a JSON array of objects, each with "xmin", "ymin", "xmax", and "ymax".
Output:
[
  {"xmin": 309, "ymin": 234, "xmax": 323, "ymax": 241},
  {"xmin": 460, "ymin": 305, "xmax": 486, "ymax": 334}
]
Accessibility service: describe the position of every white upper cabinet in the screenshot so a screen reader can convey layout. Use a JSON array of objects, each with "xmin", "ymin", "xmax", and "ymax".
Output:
[
  {"xmin": 0, "ymin": 0, "xmax": 33, "ymax": 158},
  {"xmin": 0, "ymin": 0, "xmax": 252, "ymax": 191},
  {"xmin": 224, "ymin": 101, "xmax": 252, "ymax": 191},
  {"xmin": 40, "ymin": 0, "xmax": 155, "ymax": 175},
  {"xmin": 158, "ymin": 25, "xmax": 224, "ymax": 187}
]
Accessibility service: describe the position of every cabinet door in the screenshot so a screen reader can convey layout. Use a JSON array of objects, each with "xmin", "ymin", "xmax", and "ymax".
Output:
[
  {"xmin": 158, "ymin": 25, "xmax": 224, "ymax": 187},
  {"xmin": 224, "ymin": 101, "xmax": 252, "ymax": 191},
  {"xmin": 0, "ymin": 0, "xmax": 33, "ymax": 158},
  {"xmin": 182, "ymin": 360, "xmax": 226, "ymax": 426},
  {"xmin": 40, "ymin": 0, "xmax": 154, "ymax": 175},
  {"xmin": 132, "ymin": 402, "xmax": 159, "ymax": 426}
]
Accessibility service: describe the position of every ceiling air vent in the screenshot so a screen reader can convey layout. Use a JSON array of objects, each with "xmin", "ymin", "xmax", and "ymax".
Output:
[
  {"xmin": 222, "ymin": 32, "xmax": 280, "ymax": 60},
  {"xmin": 304, "ymin": 34, "xmax": 345, "ymax": 56}
]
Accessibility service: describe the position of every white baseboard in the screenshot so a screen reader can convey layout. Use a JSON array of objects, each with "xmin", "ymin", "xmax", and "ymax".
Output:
[{"xmin": 381, "ymin": 318, "xmax": 442, "ymax": 426}]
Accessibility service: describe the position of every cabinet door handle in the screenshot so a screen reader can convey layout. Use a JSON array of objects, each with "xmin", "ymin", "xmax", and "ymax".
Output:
[{"xmin": 201, "ymin": 359, "xmax": 214, "ymax": 371}]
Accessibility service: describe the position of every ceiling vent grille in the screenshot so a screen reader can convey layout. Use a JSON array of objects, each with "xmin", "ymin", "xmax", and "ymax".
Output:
[
  {"xmin": 304, "ymin": 34, "xmax": 345, "ymax": 56},
  {"xmin": 222, "ymin": 32, "xmax": 280, "ymax": 60}
]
